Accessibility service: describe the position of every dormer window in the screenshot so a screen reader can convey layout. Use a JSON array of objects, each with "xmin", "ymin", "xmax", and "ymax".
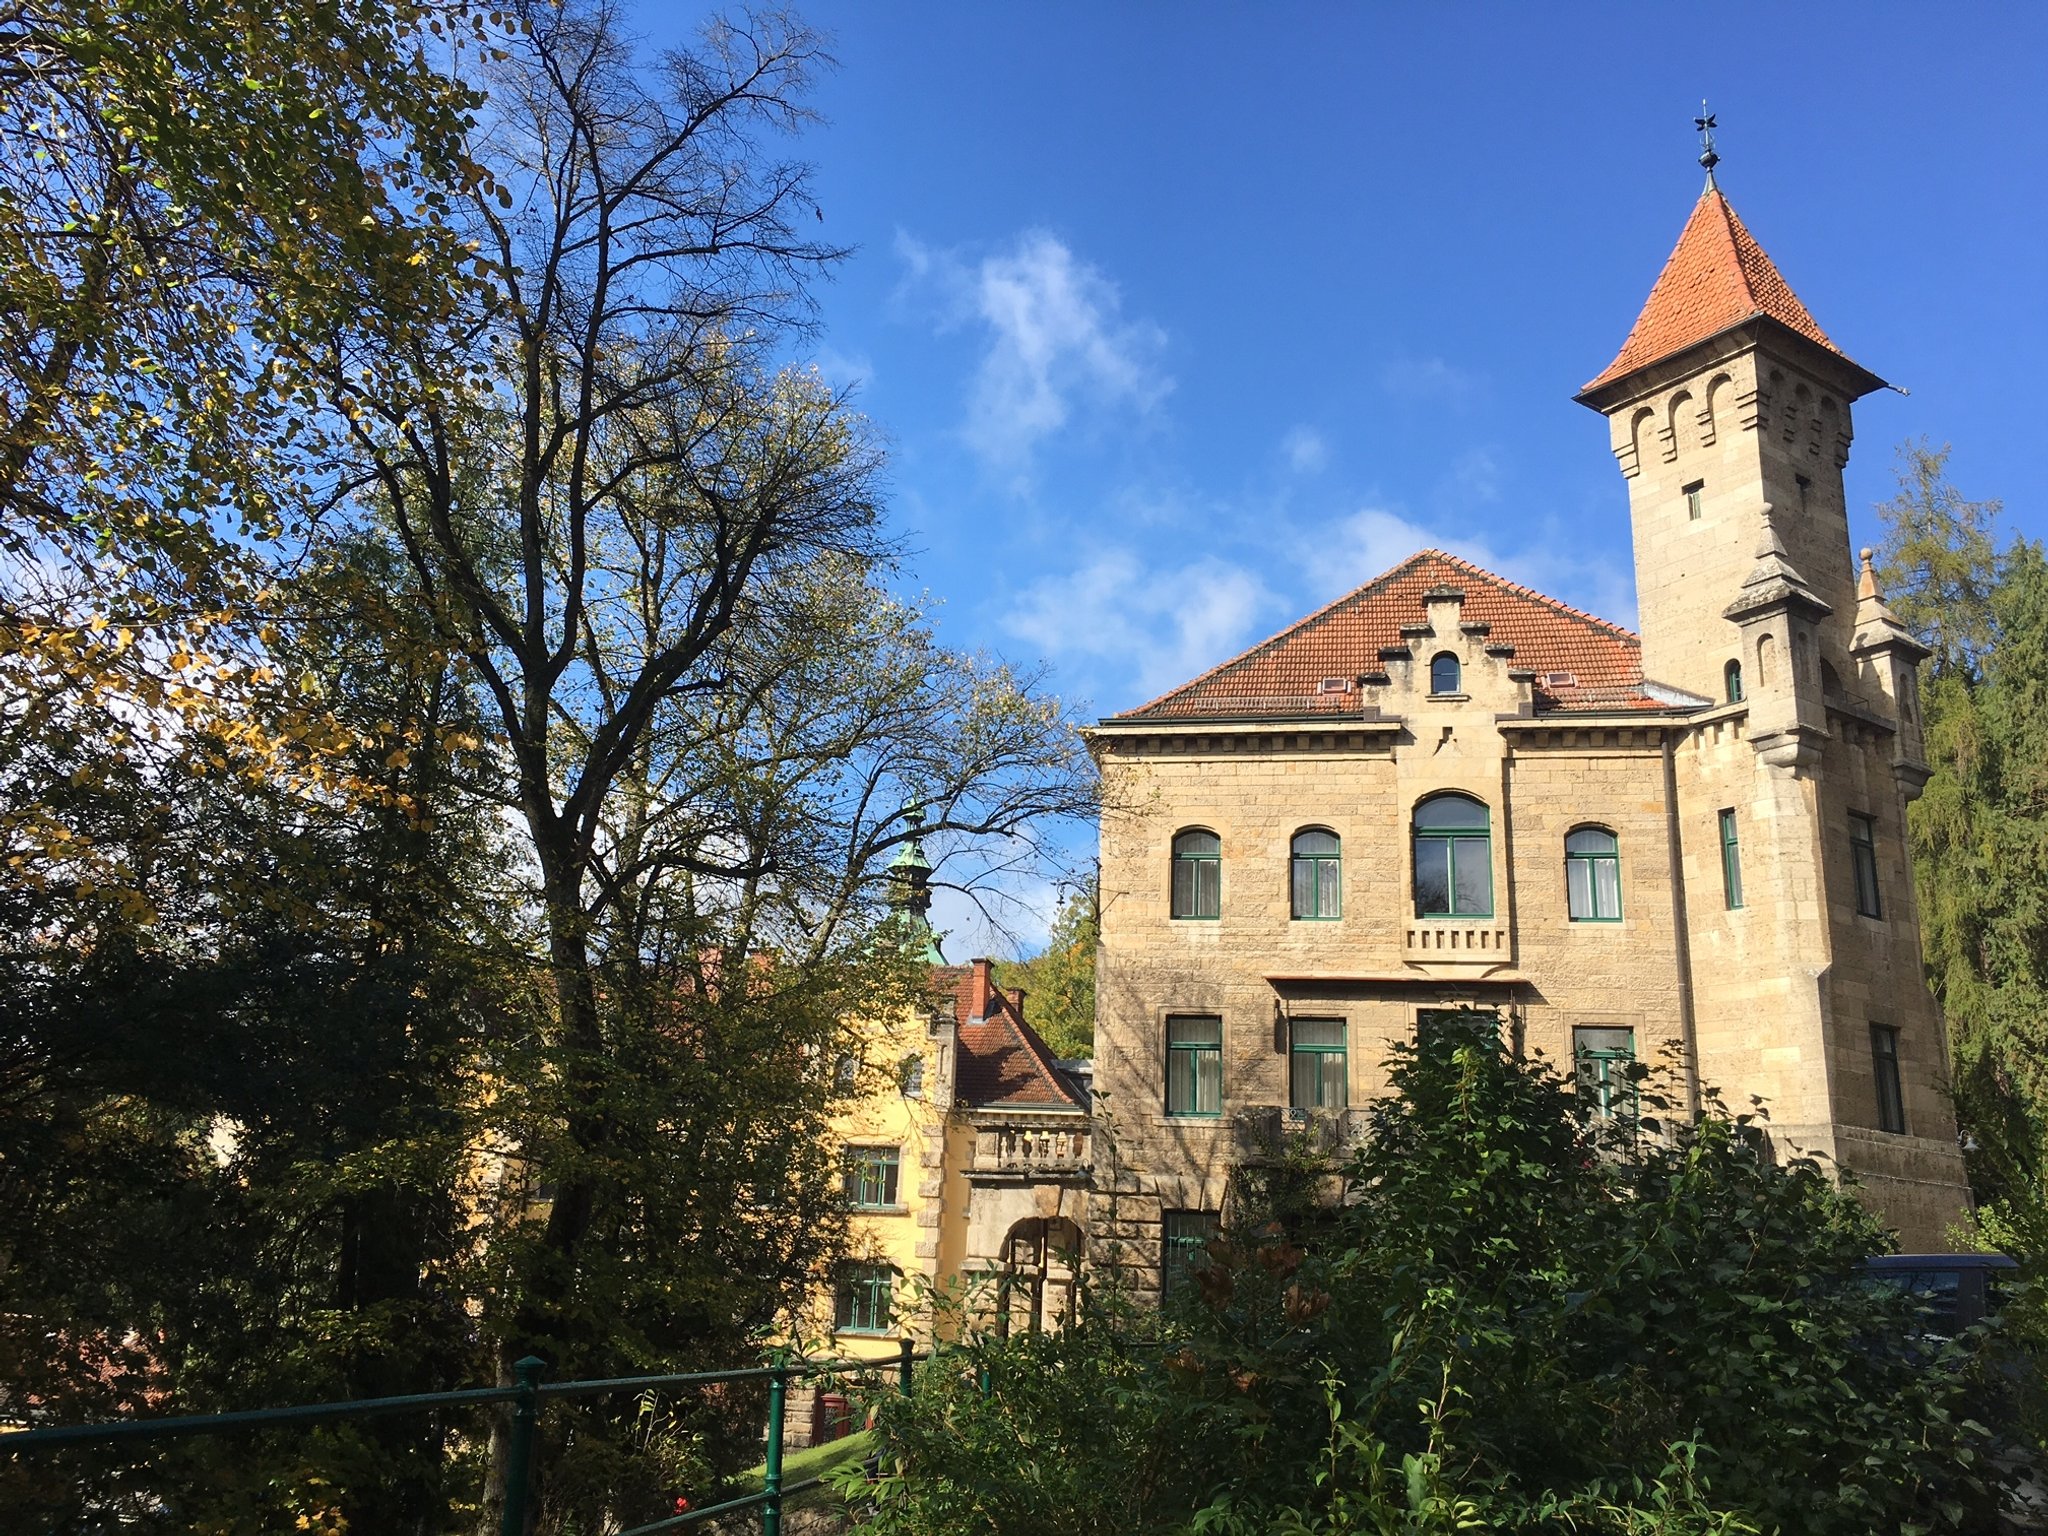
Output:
[
  {"xmin": 1684, "ymin": 480, "xmax": 1704, "ymax": 520},
  {"xmin": 1429, "ymin": 652, "xmax": 1461, "ymax": 695}
]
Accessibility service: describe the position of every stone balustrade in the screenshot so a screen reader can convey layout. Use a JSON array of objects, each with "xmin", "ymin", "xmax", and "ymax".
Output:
[{"xmin": 971, "ymin": 1115, "xmax": 1091, "ymax": 1178}]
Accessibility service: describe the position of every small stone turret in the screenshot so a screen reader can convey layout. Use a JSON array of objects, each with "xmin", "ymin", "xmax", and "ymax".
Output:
[
  {"xmin": 1848, "ymin": 548, "xmax": 1933, "ymax": 798},
  {"xmin": 1722, "ymin": 504, "xmax": 1831, "ymax": 773}
]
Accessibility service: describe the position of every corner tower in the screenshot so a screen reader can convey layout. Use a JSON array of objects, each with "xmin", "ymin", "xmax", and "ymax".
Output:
[{"xmin": 1576, "ymin": 185, "xmax": 1884, "ymax": 704}]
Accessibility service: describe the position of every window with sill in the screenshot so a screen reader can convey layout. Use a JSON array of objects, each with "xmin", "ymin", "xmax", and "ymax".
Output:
[
  {"xmin": 1171, "ymin": 828, "xmax": 1221, "ymax": 920},
  {"xmin": 1165, "ymin": 1015, "xmax": 1222, "ymax": 1116},
  {"xmin": 1574, "ymin": 1025, "xmax": 1637, "ymax": 1120},
  {"xmin": 1290, "ymin": 828, "xmax": 1341, "ymax": 919},
  {"xmin": 1564, "ymin": 826, "xmax": 1622, "ymax": 922},
  {"xmin": 844, "ymin": 1146, "xmax": 901, "ymax": 1209},
  {"xmin": 1413, "ymin": 793, "xmax": 1492, "ymax": 918},
  {"xmin": 1430, "ymin": 652, "xmax": 1461, "ymax": 695},
  {"xmin": 1290, "ymin": 1017, "xmax": 1347, "ymax": 1109},
  {"xmin": 834, "ymin": 1263, "xmax": 896, "ymax": 1334}
]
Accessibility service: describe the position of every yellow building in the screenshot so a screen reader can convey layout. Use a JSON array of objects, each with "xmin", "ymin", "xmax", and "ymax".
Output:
[{"xmin": 786, "ymin": 829, "xmax": 1091, "ymax": 1444}]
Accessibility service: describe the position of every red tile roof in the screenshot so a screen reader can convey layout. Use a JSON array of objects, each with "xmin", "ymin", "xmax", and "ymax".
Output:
[
  {"xmin": 932, "ymin": 961, "xmax": 1085, "ymax": 1110},
  {"xmin": 1581, "ymin": 187, "xmax": 1872, "ymax": 396},
  {"xmin": 1108, "ymin": 550, "xmax": 1663, "ymax": 722}
]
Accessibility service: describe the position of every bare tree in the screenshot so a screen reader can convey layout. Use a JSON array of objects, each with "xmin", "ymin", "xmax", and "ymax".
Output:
[{"xmin": 302, "ymin": 3, "xmax": 1091, "ymax": 1524}]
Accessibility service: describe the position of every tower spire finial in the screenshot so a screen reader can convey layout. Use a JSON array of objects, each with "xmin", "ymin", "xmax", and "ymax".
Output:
[{"xmin": 1695, "ymin": 101, "xmax": 1720, "ymax": 189}]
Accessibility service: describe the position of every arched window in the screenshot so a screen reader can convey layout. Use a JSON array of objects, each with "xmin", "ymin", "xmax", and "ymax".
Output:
[
  {"xmin": 1430, "ymin": 652, "xmax": 1461, "ymax": 695},
  {"xmin": 1724, "ymin": 659, "xmax": 1744, "ymax": 703},
  {"xmin": 1170, "ymin": 829, "xmax": 1220, "ymax": 919},
  {"xmin": 1565, "ymin": 826, "xmax": 1622, "ymax": 921},
  {"xmin": 1412, "ymin": 794, "xmax": 1492, "ymax": 918},
  {"xmin": 1290, "ymin": 828, "xmax": 1341, "ymax": 919}
]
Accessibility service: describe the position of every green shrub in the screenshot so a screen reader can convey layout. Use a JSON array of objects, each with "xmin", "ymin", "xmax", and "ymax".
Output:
[{"xmin": 846, "ymin": 1016, "xmax": 2019, "ymax": 1535}]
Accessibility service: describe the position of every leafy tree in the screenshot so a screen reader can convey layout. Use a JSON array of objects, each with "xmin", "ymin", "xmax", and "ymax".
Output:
[
  {"xmin": 849, "ymin": 1018, "xmax": 2015, "ymax": 1535},
  {"xmin": 1873, "ymin": 447, "xmax": 2048, "ymax": 1212},
  {"xmin": 999, "ymin": 882, "xmax": 1099, "ymax": 1058}
]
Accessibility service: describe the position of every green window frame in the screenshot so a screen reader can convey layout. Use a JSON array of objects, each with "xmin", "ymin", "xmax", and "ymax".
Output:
[
  {"xmin": 843, "ymin": 1146, "xmax": 901, "ymax": 1210},
  {"xmin": 1718, "ymin": 809, "xmax": 1744, "ymax": 910},
  {"xmin": 1850, "ymin": 812, "xmax": 1883, "ymax": 918},
  {"xmin": 1429, "ymin": 652, "xmax": 1461, "ymax": 695},
  {"xmin": 1565, "ymin": 826, "xmax": 1622, "ymax": 922},
  {"xmin": 1684, "ymin": 479, "xmax": 1704, "ymax": 520},
  {"xmin": 834, "ymin": 1263, "xmax": 895, "ymax": 1334},
  {"xmin": 1871, "ymin": 1024, "xmax": 1906, "ymax": 1134},
  {"xmin": 1171, "ymin": 829, "xmax": 1221, "ymax": 920},
  {"xmin": 1574, "ymin": 1025, "xmax": 1637, "ymax": 1120},
  {"xmin": 1291, "ymin": 828, "xmax": 1341, "ymax": 919},
  {"xmin": 1161, "ymin": 1209, "xmax": 1219, "ymax": 1300},
  {"xmin": 1165, "ymin": 1015, "xmax": 1222, "ymax": 1117},
  {"xmin": 1289, "ymin": 1018, "xmax": 1348, "ymax": 1109},
  {"xmin": 1724, "ymin": 658, "xmax": 1744, "ymax": 703},
  {"xmin": 1417, "ymin": 1007, "xmax": 1500, "ymax": 1049},
  {"xmin": 1413, "ymin": 794, "xmax": 1492, "ymax": 918}
]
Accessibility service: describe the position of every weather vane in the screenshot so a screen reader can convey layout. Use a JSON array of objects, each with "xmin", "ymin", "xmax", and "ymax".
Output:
[{"xmin": 1695, "ymin": 101, "xmax": 1720, "ymax": 187}]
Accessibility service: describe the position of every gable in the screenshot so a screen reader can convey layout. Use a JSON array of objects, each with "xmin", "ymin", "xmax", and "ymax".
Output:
[{"xmin": 1109, "ymin": 550, "xmax": 1655, "ymax": 722}]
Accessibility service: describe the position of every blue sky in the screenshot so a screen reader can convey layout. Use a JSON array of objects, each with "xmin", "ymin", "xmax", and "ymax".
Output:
[{"xmin": 632, "ymin": 4, "xmax": 2047, "ymax": 950}]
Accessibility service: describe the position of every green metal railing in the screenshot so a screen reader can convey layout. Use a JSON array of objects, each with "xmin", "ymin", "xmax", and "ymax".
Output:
[{"xmin": 3, "ymin": 1336, "xmax": 924, "ymax": 1536}]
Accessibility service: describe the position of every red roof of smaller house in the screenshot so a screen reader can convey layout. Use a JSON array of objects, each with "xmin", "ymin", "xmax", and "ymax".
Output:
[
  {"xmin": 932, "ymin": 961, "xmax": 1085, "ymax": 1110},
  {"xmin": 1582, "ymin": 187, "xmax": 1873, "ymax": 396},
  {"xmin": 1108, "ymin": 550, "xmax": 1662, "ymax": 722}
]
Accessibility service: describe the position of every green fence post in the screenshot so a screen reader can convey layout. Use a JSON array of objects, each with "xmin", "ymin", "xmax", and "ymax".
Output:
[
  {"xmin": 499, "ymin": 1355, "xmax": 546, "ymax": 1536},
  {"xmin": 897, "ymin": 1336, "xmax": 914, "ymax": 1396},
  {"xmin": 762, "ymin": 1350, "xmax": 790, "ymax": 1536}
]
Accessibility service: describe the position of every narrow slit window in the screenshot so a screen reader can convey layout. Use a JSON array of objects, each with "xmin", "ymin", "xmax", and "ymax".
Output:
[
  {"xmin": 1870, "ymin": 1024, "xmax": 1906, "ymax": 1134},
  {"xmin": 1289, "ymin": 1018, "xmax": 1348, "ymax": 1109},
  {"xmin": 1166, "ymin": 1015, "xmax": 1222, "ymax": 1117},
  {"xmin": 1725, "ymin": 659, "xmax": 1744, "ymax": 703},
  {"xmin": 1291, "ymin": 829, "xmax": 1341, "ymax": 919},
  {"xmin": 1850, "ymin": 812, "xmax": 1883, "ymax": 918},
  {"xmin": 1170, "ymin": 829, "xmax": 1221, "ymax": 920},
  {"xmin": 1684, "ymin": 480, "xmax": 1704, "ymax": 520},
  {"xmin": 1564, "ymin": 827, "xmax": 1622, "ymax": 921},
  {"xmin": 1719, "ymin": 809, "xmax": 1744, "ymax": 910}
]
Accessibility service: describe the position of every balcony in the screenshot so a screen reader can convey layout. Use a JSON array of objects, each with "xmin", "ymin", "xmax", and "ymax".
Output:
[
  {"xmin": 970, "ymin": 1113, "xmax": 1091, "ymax": 1181},
  {"xmin": 1232, "ymin": 1106, "xmax": 1366, "ymax": 1164}
]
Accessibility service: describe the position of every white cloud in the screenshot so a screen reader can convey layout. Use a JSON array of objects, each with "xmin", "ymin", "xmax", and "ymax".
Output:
[
  {"xmin": 1004, "ymin": 547, "xmax": 1278, "ymax": 702},
  {"xmin": 1281, "ymin": 425, "xmax": 1328, "ymax": 474},
  {"xmin": 1297, "ymin": 506, "xmax": 1637, "ymax": 631},
  {"xmin": 1379, "ymin": 355, "xmax": 1480, "ymax": 403},
  {"xmin": 805, "ymin": 347, "xmax": 875, "ymax": 393},
  {"xmin": 896, "ymin": 229, "xmax": 1171, "ymax": 481}
]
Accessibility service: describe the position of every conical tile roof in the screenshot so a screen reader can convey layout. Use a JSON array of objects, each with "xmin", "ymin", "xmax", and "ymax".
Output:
[{"xmin": 1581, "ymin": 187, "xmax": 1876, "ymax": 396}]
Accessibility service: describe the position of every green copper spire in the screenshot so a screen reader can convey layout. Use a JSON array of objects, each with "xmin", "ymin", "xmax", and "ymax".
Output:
[{"xmin": 888, "ymin": 804, "xmax": 944, "ymax": 964}]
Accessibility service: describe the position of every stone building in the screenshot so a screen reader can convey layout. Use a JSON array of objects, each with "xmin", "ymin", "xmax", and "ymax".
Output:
[{"xmin": 1085, "ymin": 179, "xmax": 1971, "ymax": 1280}]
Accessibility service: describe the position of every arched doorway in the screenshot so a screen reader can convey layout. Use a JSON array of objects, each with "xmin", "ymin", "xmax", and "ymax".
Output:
[{"xmin": 997, "ymin": 1217, "xmax": 1083, "ymax": 1337}]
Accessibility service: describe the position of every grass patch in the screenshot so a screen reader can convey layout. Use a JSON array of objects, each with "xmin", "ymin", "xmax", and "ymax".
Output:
[{"xmin": 735, "ymin": 1429, "xmax": 874, "ymax": 1510}]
